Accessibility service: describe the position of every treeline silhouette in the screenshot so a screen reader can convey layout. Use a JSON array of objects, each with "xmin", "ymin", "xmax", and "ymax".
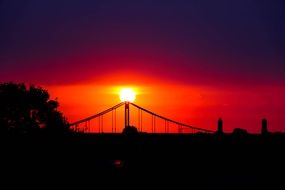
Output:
[{"xmin": 0, "ymin": 82, "xmax": 69, "ymax": 135}]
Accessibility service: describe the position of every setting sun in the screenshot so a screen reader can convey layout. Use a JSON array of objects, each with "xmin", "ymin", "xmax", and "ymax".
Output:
[{"xmin": 119, "ymin": 88, "xmax": 136, "ymax": 102}]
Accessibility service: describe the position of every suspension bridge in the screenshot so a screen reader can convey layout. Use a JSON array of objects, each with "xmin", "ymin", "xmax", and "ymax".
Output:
[{"xmin": 69, "ymin": 102, "xmax": 214, "ymax": 134}]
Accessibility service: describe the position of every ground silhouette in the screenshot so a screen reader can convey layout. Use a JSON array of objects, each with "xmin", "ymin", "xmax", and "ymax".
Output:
[{"xmin": 1, "ymin": 131, "xmax": 284, "ymax": 189}]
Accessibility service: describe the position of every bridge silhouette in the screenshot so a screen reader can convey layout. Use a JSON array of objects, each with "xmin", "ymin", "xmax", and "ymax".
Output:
[{"xmin": 70, "ymin": 102, "xmax": 214, "ymax": 133}]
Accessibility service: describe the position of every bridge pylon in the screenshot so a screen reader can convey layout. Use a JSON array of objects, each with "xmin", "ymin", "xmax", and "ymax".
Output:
[{"xmin": 125, "ymin": 102, "xmax": 130, "ymax": 128}]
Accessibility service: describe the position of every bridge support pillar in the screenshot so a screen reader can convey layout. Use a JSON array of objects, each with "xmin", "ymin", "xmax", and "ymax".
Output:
[{"xmin": 125, "ymin": 102, "xmax": 130, "ymax": 128}]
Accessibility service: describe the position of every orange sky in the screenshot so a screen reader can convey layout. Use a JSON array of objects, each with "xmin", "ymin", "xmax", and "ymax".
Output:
[{"xmin": 44, "ymin": 72, "xmax": 285, "ymax": 133}]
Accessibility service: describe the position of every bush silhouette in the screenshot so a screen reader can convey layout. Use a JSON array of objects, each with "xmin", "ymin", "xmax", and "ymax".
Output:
[
  {"xmin": 232, "ymin": 128, "xmax": 248, "ymax": 138},
  {"xmin": 0, "ymin": 82, "xmax": 69, "ymax": 134},
  {"xmin": 122, "ymin": 126, "xmax": 138, "ymax": 134}
]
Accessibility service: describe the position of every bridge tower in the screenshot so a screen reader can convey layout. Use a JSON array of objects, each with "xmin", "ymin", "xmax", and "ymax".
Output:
[{"xmin": 125, "ymin": 102, "xmax": 130, "ymax": 128}]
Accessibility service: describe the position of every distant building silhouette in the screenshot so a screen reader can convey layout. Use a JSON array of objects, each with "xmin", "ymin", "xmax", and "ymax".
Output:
[
  {"xmin": 217, "ymin": 117, "xmax": 223, "ymax": 134},
  {"xmin": 261, "ymin": 118, "xmax": 268, "ymax": 135}
]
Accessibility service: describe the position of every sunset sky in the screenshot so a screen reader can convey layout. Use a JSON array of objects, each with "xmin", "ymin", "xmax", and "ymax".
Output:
[{"xmin": 1, "ymin": 0, "xmax": 285, "ymax": 133}]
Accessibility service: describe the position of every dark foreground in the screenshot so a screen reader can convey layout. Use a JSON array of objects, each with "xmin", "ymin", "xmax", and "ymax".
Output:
[{"xmin": 1, "ymin": 133, "xmax": 285, "ymax": 189}]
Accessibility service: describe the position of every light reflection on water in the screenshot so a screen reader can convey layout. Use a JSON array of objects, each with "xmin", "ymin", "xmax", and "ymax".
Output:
[{"xmin": 113, "ymin": 159, "xmax": 124, "ymax": 168}]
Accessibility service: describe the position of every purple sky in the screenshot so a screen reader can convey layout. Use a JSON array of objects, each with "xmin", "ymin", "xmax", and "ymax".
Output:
[{"xmin": 1, "ymin": 0, "xmax": 285, "ymax": 86}]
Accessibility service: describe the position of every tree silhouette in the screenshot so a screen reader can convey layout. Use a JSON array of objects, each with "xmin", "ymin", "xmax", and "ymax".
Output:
[{"xmin": 0, "ymin": 82, "xmax": 69, "ymax": 134}]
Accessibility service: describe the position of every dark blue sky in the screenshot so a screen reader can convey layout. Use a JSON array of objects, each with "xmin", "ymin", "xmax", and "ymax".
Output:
[{"xmin": 1, "ymin": 0, "xmax": 285, "ymax": 86}]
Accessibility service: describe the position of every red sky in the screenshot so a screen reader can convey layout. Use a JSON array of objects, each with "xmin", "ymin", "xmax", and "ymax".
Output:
[{"xmin": 44, "ymin": 72, "xmax": 285, "ymax": 133}]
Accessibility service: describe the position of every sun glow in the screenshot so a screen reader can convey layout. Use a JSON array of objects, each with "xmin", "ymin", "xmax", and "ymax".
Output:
[{"xmin": 119, "ymin": 88, "xmax": 136, "ymax": 102}]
